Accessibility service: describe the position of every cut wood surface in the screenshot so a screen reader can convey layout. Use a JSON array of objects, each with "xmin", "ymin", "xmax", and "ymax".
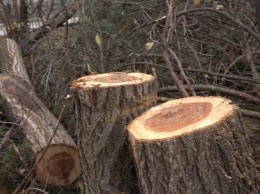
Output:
[
  {"xmin": 0, "ymin": 38, "xmax": 81, "ymax": 186},
  {"xmin": 0, "ymin": 73, "xmax": 81, "ymax": 186},
  {"xmin": 71, "ymin": 72, "xmax": 157, "ymax": 194},
  {"xmin": 127, "ymin": 96, "xmax": 260, "ymax": 194}
]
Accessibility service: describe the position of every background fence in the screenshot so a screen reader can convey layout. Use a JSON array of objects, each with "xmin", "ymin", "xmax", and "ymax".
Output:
[{"xmin": 0, "ymin": 0, "xmax": 80, "ymax": 36}]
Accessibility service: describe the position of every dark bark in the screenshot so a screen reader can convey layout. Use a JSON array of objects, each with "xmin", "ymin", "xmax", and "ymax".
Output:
[{"xmin": 71, "ymin": 72, "xmax": 157, "ymax": 194}]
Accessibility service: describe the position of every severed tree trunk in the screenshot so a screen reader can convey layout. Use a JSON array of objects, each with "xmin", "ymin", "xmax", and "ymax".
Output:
[
  {"xmin": 71, "ymin": 72, "xmax": 157, "ymax": 194},
  {"xmin": 127, "ymin": 96, "xmax": 260, "ymax": 194},
  {"xmin": 0, "ymin": 38, "xmax": 81, "ymax": 186}
]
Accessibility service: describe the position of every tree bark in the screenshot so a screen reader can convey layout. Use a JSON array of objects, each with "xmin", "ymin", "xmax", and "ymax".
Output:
[
  {"xmin": 71, "ymin": 72, "xmax": 157, "ymax": 194},
  {"xmin": 0, "ymin": 37, "xmax": 32, "ymax": 86},
  {"xmin": 127, "ymin": 96, "xmax": 260, "ymax": 194},
  {"xmin": 0, "ymin": 38, "xmax": 81, "ymax": 186}
]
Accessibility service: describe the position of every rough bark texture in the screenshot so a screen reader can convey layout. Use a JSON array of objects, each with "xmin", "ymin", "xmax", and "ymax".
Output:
[
  {"xmin": 71, "ymin": 72, "xmax": 157, "ymax": 194},
  {"xmin": 0, "ymin": 38, "xmax": 80, "ymax": 186},
  {"xmin": 0, "ymin": 37, "xmax": 32, "ymax": 86},
  {"xmin": 128, "ymin": 96, "xmax": 260, "ymax": 194}
]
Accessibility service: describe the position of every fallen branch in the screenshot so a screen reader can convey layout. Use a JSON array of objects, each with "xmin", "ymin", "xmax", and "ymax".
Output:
[
  {"xmin": 114, "ymin": 62, "xmax": 260, "ymax": 84},
  {"xmin": 0, "ymin": 123, "xmax": 17, "ymax": 152},
  {"xmin": 26, "ymin": 0, "xmax": 78, "ymax": 43},
  {"xmin": 158, "ymin": 84, "xmax": 260, "ymax": 104},
  {"xmin": 0, "ymin": 38, "xmax": 81, "ymax": 186},
  {"xmin": 176, "ymin": 8, "xmax": 260, "ymax": 43},
  {"xmin": 162, "ymin": 0, "xmax": 189, "ymax": 97},
  {"xmin": 240, "ymin": 109, "xmax": 260, "ymax": 120}
]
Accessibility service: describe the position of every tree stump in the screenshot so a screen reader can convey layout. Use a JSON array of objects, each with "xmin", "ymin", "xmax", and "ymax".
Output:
[
  {"xmin": 71, "ymin": 72, "xmax": 157, "ymax": 194},
  {"xmin": 0, "ymin": 38, "xmax": 81, "ymax": 186},
  {"xmin": 127, "ymin": 96, "xmax": 260, "ymax": 194}
]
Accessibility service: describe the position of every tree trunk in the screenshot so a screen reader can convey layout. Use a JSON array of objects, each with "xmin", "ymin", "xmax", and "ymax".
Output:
[
  {"xmin": 0, "ymin": 37, "xmax": 32, "ymax": 86},
  {"xmin": 71, "ymin": 72, "xmax": 157, "ymax": 194},
  {"xmin": 0, "ymin": 38, "xmax": 81, "ymax": 186},
  {"xmin": 127, "ymin": 96, "xmax": 260, "ymax": 194}
]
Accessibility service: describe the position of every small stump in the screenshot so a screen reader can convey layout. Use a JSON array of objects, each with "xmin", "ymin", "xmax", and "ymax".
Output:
[
  {"xmin": 71, "ymin": 72, "xmax": 157, "ymax": 194},
  {"xmin": 127, "ymin": 96, "xmax": 260, "ymax": 194}
]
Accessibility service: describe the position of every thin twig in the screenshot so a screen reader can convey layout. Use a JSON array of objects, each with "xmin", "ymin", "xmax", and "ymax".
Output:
[
  {"xmin": 9, "ymin": 139, "xmax": 29, "ymax": 172},
  {"xmin": 0, "ymin": 161, "xmax": 25, "ymax": 178},
  {"xmin": 176, "ymin": 8, "xmax": 260, "ymax": 43},
  {"xmin": 114, "ymin": 62, "xmax": 260, "ymax": 84},
  {"xmin": 162, "ymin": 0, "xmax": 189, "ymax": 97},
  {"xmin": 158, "ymin": 84, "xmax": 260, "ymax": 104},
  {"xmin": 0, "ymin": 124, "xmax": 16, "ymax": 153},
  {"xmin": 167, "ymin": 48, "xmax": 196, "ymax": 96},
  {"xmin": 21, "ymin": 187, "xmax": 49, "ymax": 194}
]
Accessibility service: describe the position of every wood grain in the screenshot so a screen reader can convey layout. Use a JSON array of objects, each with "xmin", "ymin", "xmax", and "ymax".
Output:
[{"xmin": 128, "ymin": 96, "xmax": 260, "ymax": 194}]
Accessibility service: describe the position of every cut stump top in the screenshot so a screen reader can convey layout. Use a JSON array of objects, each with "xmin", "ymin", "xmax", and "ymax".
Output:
[
  {"xmin": 128, "ymin": 96, "xmax": 235, "ymax": 141},
  {"xmin": 71, "ymin": 72, "xmax": 155, "ymax": 90},
  {"xmin": 35, "ymin": 145, "xmax": 81, "ymax": 186}
]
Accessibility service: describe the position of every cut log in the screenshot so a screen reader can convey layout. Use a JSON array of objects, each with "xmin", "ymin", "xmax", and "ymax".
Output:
[
  {"xmin": 71, "ymin": 72, "xmax": 157, "ymax": 194},
  {"xmin": 0, "ymin": 74, "xmax": 81, "ymax": 186},
  {"xmin": 127, "ymin": 96, "xmax": 260, "ymax": 194},
  {"xmin": 0, "ymin": 38, "xmax": 81, "ymax": 186}
]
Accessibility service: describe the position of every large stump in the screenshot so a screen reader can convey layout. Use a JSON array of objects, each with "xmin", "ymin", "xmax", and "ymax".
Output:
[
  {"xmin": 71, "ymin": 72, "xmax": 157, "ymax": 194},
  {"xmin": 127, "ymin": 96, "xmax": 260, "ymax": 194}
]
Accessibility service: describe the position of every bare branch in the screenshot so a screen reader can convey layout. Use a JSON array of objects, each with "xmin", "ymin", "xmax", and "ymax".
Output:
[
  {"xmin": 162, "ymin": 0, "xmax": 189, "ymax": 97},
  {"xmin": 159, "ymin": 84, "xmax": 260, "ymax": 104},
  {"xmin": 176, "ymin": 8, "xmax": 260, "ymax": 43}
]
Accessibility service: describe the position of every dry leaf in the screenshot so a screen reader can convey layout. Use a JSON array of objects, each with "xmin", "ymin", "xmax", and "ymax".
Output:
[
  {"xmin": 194, "ymin": 0, "xmax": 200, "ymax": 6},
  {"xmin": 95, "ymin": 34, "xmax": 101, "ymax": 46},
  {"xmin": 145, "ymin": 42, "xmax": 154, "ymax": 50}
]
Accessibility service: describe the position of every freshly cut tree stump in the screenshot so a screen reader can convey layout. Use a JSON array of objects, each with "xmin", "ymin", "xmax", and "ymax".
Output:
[
  {"xmin": 0, "ymin": 74, "xmax": 81, "ymax": 186},
  {"xmin": 127, "ymin": 96, "xmax": 260, "ymax": 194},
  {"xmin": 71, "ymin": 72, "xmax": 157, "ymax": 194}
]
